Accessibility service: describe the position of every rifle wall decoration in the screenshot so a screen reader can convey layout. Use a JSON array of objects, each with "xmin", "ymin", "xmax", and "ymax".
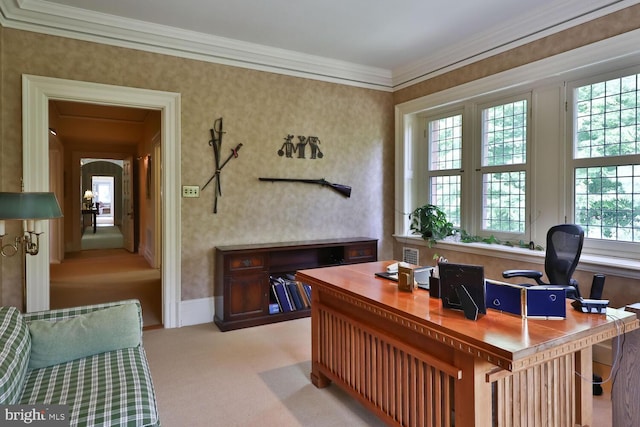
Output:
[
  {"xmin": 278, "ymin": 135, "xmax": 323, "ymax": 159},
  {"xmin": 258, "ymin": 177, "xmax": 351, "ymax": 198},
  {"xmin": 202, "ymin": 117, "xmax": 243, "ymax": 213}
]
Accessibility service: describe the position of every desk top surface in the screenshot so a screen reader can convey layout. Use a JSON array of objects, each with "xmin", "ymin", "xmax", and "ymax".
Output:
[{"xmin": 298, "ymin": 260, "xmax": 639, "ymax": 370}]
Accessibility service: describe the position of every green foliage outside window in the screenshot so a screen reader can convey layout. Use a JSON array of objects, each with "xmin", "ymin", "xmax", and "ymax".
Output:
[{"xmin": 573, "ymin": 74, "xmax": 640, "ymax": 242}]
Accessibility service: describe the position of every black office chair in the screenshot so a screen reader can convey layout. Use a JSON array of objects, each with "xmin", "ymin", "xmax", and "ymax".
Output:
[{"xmin": 502, "ymin": 224, "xmax": 584, "ymax": 300}]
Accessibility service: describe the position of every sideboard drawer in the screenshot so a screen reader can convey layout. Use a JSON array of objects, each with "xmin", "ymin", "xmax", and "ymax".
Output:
[
  {"xmin": 345, "ymin": 244, "xmax": 377, "ymax": 263},
  {"xmin": 228, "ymin": 254, "xmax": 265, "ymax": 270}
]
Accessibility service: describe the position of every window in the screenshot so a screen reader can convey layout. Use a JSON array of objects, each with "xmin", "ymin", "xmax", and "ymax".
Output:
[
  {"xmin": 479, "ymin": 98, "xmax": 529, "ymax": 234},
  {"xmin": 423, "ymin": 97, "xmax": 530, "ymax": 238},
  {"xmin": 397, "ymin": 33, "xmax": 640, "ymax": 261},
  {"xmin": 570, "ymin": 71, "xmax": 640, "ymax": 243},
  {"xmin": 427, "ymin": 113, "xmax": 462, "ymax": 227}
]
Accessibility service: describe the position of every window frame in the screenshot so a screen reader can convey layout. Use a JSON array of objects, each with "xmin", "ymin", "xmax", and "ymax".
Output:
[
  {"xmin": 475, "ymin": 93, "xmax": 532, "ymax": 241},
  {"xmin": 566, "ymin": 66, "xmax": 640, "ymax": 258},
  {"xmin": 417, "ymin": 94, "xmax": 533, "ymax": 242},
  {"xmin": 423, "ymin": 108, "xmax": 465, "ymax": 228}
]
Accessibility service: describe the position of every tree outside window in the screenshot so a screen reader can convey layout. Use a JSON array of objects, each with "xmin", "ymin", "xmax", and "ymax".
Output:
[
  {"xmin": 573, "ymin": 73, "xmax": 640, "ymax": 242},
  {"xmin": 481, "ymin": 99, "xmax": 528, "ymax": 234}
]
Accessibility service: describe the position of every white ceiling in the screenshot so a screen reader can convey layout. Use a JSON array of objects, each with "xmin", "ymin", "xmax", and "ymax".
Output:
[{"xmin": 0, "ymin": 0, "xmax": 636, "ymax": 90}]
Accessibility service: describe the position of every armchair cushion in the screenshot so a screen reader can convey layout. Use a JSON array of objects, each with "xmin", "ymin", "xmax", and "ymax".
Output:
[
  {"xmin": 0, "ymin": 307, "xmax": 31, "ymax": 404},
  {"xmin": 28, "ymin": 303, "xmax": 141, "ymax": 370}
]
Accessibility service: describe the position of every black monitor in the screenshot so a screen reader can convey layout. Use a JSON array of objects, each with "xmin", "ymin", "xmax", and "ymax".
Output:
[{"xmin": 439, "ymin": 262, "xmax": 486, "ymax": 318}]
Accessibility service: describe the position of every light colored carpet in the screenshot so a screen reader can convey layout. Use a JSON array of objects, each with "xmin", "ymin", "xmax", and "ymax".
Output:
[
  {"xmin": 143, "ymin": 319, "xmax": 386, "ymax": 427},
  {"xmin": 50, "ymin": 249, "xmax": 162, "ymax": 327},
  {"xmin": 142, "ymin": 319, "xmax": 614, "ymax": 427},
  {"xmin": 81, "ymin": 225, "xmax": 124, "ymax": 250}
]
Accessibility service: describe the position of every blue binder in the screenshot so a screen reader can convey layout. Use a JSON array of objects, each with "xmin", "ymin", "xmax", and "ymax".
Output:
[
  {"xmin": 525, "ymin": 287, "xmax": 566, "ymax": 318},
  {"xmin": 485, "ymin": 280, "xmax": 523, "ymax": 316}
]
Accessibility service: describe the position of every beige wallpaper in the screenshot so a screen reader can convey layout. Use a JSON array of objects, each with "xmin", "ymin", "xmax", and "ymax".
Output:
[{"xmin": 0, "ymin": 28, "xmax": 394, "ymax": 306}]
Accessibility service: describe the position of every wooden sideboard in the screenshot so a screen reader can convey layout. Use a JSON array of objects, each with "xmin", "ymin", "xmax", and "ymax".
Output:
[{"xmin": 214, "ymin": 237, "xmax": 377, "ymax": 331}]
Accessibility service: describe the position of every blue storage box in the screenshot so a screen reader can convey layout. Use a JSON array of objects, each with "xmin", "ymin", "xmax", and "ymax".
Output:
[{"xmin": 485, "ymin": 279, "xmax": 566, "ymax": 319}]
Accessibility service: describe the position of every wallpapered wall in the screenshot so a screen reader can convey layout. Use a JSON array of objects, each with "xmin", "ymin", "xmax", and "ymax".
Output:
[{"xmin": 0, "ymin": 28, "xmax": 395, "ymax": 307}]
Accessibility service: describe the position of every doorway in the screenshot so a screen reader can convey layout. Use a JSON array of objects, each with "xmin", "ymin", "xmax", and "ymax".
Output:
[
  {"xmin": 22, "ymin": 75, "xmax": 182, "ymax": 328},
  {"xmin": 93, "ymin": 174, "xmax": 116, "ymax": 226},
  {"xmin": 80, "ymin": 159, "xmax": 125, "ymax": 250},
  {"xmin": 50, "ymin": 104, "xmax": 160, "ymax": 325}
]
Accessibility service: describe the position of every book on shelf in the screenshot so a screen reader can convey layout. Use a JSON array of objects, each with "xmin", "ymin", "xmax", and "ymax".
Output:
[
  {"xmin": 303, "ymin": 283, "xmax": 312, "ymax": 303},
  {"xmin": 269, "ymin": 285, "xmax": 282, "ymax": 314},
  {"xmin": 286, "ymin": 281, "xmax": 305, "ymax": 310},
  {"xmin": 270, "ymin": 277, "xmax": 294, "ymax": 313},
  {"xmin": 284, "ymin": 274, "xmax": 310, "ymax": 308},
  {"xmin": 296, "ymin": 281, "xmax": 310, "ymax": 308},
  {"xmin": 269, "ymin": 303, "xmax": 280, "ymax": 314}
]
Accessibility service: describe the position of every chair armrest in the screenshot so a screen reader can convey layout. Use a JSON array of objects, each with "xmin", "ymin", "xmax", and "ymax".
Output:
[
  {"xmin": 22, "ymin": 299, "xmax": 143, "ymax": 330},
  {"xmin": 502, "ymin": 269, "xmax": 545, "ymax": 285},
  {"xmin": 502, "ymin": 269, "xmax": 543, "ymax": 279}
]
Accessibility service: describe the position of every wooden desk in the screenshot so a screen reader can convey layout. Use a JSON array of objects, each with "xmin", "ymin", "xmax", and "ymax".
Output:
[
  {"xmin": 81, "ymin": 209, "xmax": 98, "ymax": 234},
  {"xmin": 297, "ymin": 261, "xmax": 639, "ymax": 427}
]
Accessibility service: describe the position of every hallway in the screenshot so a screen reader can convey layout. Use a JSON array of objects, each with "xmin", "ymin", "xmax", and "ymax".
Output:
[
  {"xmin": 50, "ymin": 248, "xmax": 162, "ymax": 328},
  {"xmin": 81, "ymin": 224, "xmax": 124, "ymax": 250}
]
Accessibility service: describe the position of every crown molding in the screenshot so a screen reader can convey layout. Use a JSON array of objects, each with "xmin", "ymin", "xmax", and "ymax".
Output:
[
  {"xmin": 392, "ymin": 0, "xmax": 636, "ymax": 90},
  {"xmin": 1, "ymin": 0, "xmax": 393, "ymax": 91},
  {"xmin": 1, "ymin": 0, "xmax": 635, "ymax": 92}
]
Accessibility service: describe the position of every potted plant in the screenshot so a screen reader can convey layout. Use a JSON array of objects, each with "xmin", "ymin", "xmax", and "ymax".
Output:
[{"xmin": 409, "ymin": 204, "xmax": 455, "ymax": 247}]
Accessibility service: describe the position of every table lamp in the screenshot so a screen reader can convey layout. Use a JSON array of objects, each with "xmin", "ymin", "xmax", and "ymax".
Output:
[
  {"xmin": 83, "ymin": 190, "xmax": 94, "ymax": 209},
  {"xmin": 0, "ymin": 192, "xmax": 63, "ymax": 257}
]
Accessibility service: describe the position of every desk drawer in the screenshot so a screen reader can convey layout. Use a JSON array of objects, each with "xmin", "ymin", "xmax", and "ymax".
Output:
[{"xmin": 228, "ymin": 254, "xmax": 265, "ymax": 270}]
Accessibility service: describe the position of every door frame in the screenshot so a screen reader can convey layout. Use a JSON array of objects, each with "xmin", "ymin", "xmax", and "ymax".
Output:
[{"xmin": 22, "ymin": 74, "xmax": 182, "ymax": 328}]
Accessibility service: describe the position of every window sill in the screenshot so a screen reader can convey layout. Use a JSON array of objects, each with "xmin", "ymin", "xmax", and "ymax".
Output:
[{"xmin": 394, "ymin": 235, "xmax": 640, "ymax": 280}]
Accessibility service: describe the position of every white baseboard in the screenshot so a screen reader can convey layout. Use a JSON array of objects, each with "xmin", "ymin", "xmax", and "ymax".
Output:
[
  {"xmin": 180, "ymin": 297, "xmax": 215, "ymax": 327},
  {"xmin": 593, "ymin": 340, "xmax": 612, "ymax": 366}
]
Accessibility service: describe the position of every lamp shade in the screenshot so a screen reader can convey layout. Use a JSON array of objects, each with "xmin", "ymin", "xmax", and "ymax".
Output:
[
  {"xmin": 0, "ymin": 192, "xmax": 63, "ymax": 219},
  {"xmin": 83, "ymin": 190, "xmax": 94, "ymax": 200}
]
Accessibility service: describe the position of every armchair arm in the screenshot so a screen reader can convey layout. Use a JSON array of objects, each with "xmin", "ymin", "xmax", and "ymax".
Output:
[{"xmin": 502, "ymin": 270, "xmax": 545, "ymax": 286}]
